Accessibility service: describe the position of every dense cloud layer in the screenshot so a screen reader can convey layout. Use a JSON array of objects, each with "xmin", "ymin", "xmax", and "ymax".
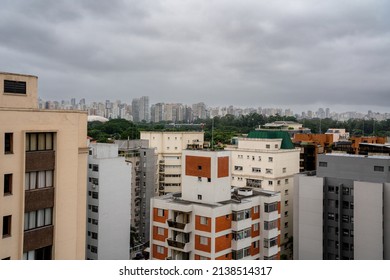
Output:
[{"xmin": 1, "ymin": 0, "xmax": 389, "ymax": 112}]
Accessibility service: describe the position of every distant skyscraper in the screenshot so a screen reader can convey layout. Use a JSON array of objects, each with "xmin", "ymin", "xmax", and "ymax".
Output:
[{"xmin": 132, "ymin": 96, "xmax": 149, "ymax": 122}]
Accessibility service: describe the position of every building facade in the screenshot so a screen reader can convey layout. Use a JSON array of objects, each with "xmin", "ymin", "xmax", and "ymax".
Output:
[
  {"xmin": 226, "ymin": 131, "xmax": 300, "ymax": 259},
  {"xmin": 150, "ymin": 149, "xmax": 281, "ymax": 260},
  {"xmin": 116, "ymin": 139, "xmax": 157, "ymax": 247},
  {"xmin": 0, "ymin": 72, "xmax": 88, "ymax": 260},
  {"xmin": 86, "ymin": 143, "xmax": 132, "ymax": 260},
  {"xmin": 141, "ymin": 131, "xmax": 204, "ymax": 195},
  {"xmin": 294, "ymin": 154, "xmax": 390, "ymax": 260}
]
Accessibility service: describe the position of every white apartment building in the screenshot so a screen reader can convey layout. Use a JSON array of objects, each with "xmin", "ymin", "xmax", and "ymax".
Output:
[
  {"xmin": 141, "ymin": 131, "xmax": 204, "ymax": 195},
  {"xmin": 86, "ymin": 143, "xmax": 132, "ymax": 260},
  {"xmin": 150, "ymin": 149, "xmax": 281, "ymax": 260},
  {"xmin": 226, "ymin": 131, "xmax": 300, "ymax": 259}
]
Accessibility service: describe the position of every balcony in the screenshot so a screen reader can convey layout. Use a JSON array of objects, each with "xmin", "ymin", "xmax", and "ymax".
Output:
[
  {"xmin": 167, "ymin": 239, "xmax": 186, "ymax": 249},
  {"xmin": 167, "ymin": 232, "xmax": 191, "ymax": 252},
  {"xmin": 167, "ymin": 220, "xmax": 186, "ymax": 230}
]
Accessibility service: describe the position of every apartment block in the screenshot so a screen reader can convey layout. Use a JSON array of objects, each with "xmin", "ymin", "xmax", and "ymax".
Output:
[
  {"xmin": 226, "ymin": 130, "xmax": 300, "ymax": 259},
  {"xmin": 150, "ymin": 149, "xmax": 281, "ymax": 260},
  {"xmin": 294, "ymin": 154, "xmax": 390, "ymax": 260},
  {"xmin": 86, "ymin": 143, "xmax": 131, "ymax": 260},
  {"xmin": 141, "ymin": 131, "xmax": 204, "ymax": 195},
  {"xmin": 0, "ymin": 72, "xmax": 88, "ymax": 260},
  {"xmin": 116, "ymin": 139, "xmax": 157, "ymax": 248}
]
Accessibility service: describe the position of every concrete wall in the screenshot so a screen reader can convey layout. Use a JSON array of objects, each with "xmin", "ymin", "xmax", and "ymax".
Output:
[
  {"xmin": 354, "ymin": 181, "xmax": 383, "ymax": 260},
  {"xmin": 294, "ymin": 174, "xmax": 323, "ymax": 260}
]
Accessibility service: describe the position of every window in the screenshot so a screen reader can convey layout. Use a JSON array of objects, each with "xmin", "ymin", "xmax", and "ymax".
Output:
[
  {"xmin": 285, "ymin": 211, "xmax": 288, "ymax": 217},
  {"xmin": 253, "ymin": 223, "xmax": 259, "ymax": 231},
  {"xmin": 91, "ymin": 178, "xmax": 99, "ymax": 185},
  {"xmin": 268, "ymin": 181, "xmax": 273, "ymax": 186},
  {"xmin": 232, "ymin": 228, "xmax": 251, "ymax": 240},
  {"xmin": 24, "ymin": 208, "xmax": 52, "ymax": 231},
  {"xmin": 253, "ymin": 206, "xmax": 259, "ymax": 213},
  {"xmin": 247, "ymin": 155, "xmax": 250, "ymax": 159},
  {"xmin": 284, "ymin": 233, "xmax": 288, "ymax": 240},
  {"xmin": 284, "ymin": 189, "xmax": 288, "ymax": 195},
  {"xmin": 266, "ymin": 169, "xmax": 272, "ymax": 174},
  {"xmin": 198, "ymin": 177, "xmax": 202, "ymax": 182},
  {"xmin": 264, "ymin": 237, "xmax": 278, "ymax": 248},
  {"xmin": 157, "ymin": 227, "xmax": 164, "ymax": 235},
  {"xmin": 258, "ymin": 156, "xmax": 261, "ymax": 161},
  {"xmin": 157, "ymin": 209, "xmax": 165, "ymax": 217},
  {"xmin": 328, "ymin": 186, "xmax": 335, "ymax": 192},
  {"xmin": 342, "ymin": 187, "xmax": 350, "ymax": 195},
  {"xmin": 91, "ymin": 205, "xmax": 98, "ymax": 213},
  {"xmin": 275, "ymin": 144, "xmax": 279, "ymax": 149},
  {"xmin": 232, "ymin": 209, "xmax": 251, "ymax": 221},
  {"xmin": 234, "ymin": 166, "xmax": 243, "ymax": 171},
  {"xmin": 277, "ymin": 180, "xmax": 281, "ymax": 185},
  {"xmin": 92, "ymin": 165, "xmax": 99, "ymax": 172},
  {"xmin": 2, "ymin": 215, "xmax": 11, "ymax": 237},
  {"xmin": 90, "ymin": 246, "xmax": 98, "ymax": 254},
  {"xmin": 198, "ymin": 165, "xmax": 202, "ymax": 170},
  {"xmin": 285, "ymin": 200, "xmax": 289, "ymax": 206},
  {"xmin": 252, "ymin": 156, "xmax": 255, "ymax": 161},
  {"xmin": 319, "ymin": 162, "xmax": 328, "ymax": 167},
  {"xmin": 266, "ymin": 144, "xmax": 270, "ymax": 149},
  {"xmin": 4, "ymin": 80, "xmax": 26, "ymax": 94},
  {"xmin": 268, "ymin": 157, "xmax": 273, "ymax": 162},
  {"xmin": 4, "ymin": 174, "xmax": 12, "ymax": 195},
  {"xmin": 4, "ymin": 133, "xmax": 13, "ymax": 154},
  {"xmin": 25, "ymin": 170, "xmax": 54, "ymax": 190},
  {"xmin": 207, "ymin": 178, "xmax": 211, "ymax": 182},
  {"xmin": 25, "ymin": 133, "xmax": 54, "ymax": 152},
  {"xmin": 200, "ymin": 216, "xmax": 208, "ymax": 225},
  {"xmin": 328, "ymin": 213, "xmax": 335, "ymax": 220},
  {"xmin": 198, "ymin": 194, "xmax": 202, "ymax": 200},
  {"xmin": 92, "ymin": 192, "xmax": 99, "ymax": 199},
  {"xmin": 200, "ymin": 236, "xmax": 208, "ymax": 245},
  {"xmin": 23, "ymin": 246, "xmax": 52, "ymax": 260},
  {"xmin": 252, "ymin": 167, "xmax": 261, "ymax": 173},
  {"xmin": 374, "ymin": 166, "xmax": 384, "ymax": 172},
  {"xmin": 285, "ymin": 179, "xmax": 289, "ymax": 184},
  {"xmin": 283, "ymin": 167, "xmax": 286, "ymax": 173},
  {"xmin": 264, "ymin": 202, "xmax": 278, "ymax": 213},
  {"xmin": 264, "ymin": 219, "xmax": 278, "ymax": 230}
]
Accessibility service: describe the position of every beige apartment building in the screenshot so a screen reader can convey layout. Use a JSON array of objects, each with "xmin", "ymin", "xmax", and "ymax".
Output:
[
  {"xmin": 226, "ymin": 131, "xmax": 300, "ymax": 259},
  {"xmin": 141, "ymin": 131, "xmax": 204, "ymax": 195},
  {"xmin": 0, "ymin": 72, "xmax": 88, "ymax": 260}
]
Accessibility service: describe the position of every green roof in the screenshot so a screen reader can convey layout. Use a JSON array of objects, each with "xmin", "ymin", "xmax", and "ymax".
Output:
[{"xmin": 247, "ymin": 130, "xmax": 295, "ymax": 149}]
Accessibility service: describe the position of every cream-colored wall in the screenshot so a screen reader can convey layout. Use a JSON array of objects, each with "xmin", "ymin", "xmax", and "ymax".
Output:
[
  {"xmin": 0, "ymin": 108, "xmax": 87, "ymax": 260},
  {"xmin": 227, "ymin": 140, "xmax": 299, "ymax": 258},
  {"xmin": 0, "ymin": 72, "xmax": 38, "ymax": 109}
]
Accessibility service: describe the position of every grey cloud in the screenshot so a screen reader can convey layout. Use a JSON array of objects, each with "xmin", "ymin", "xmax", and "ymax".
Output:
[{"xmin": 0, "ymin": 0, "xmax": 389, "ymax": 113}]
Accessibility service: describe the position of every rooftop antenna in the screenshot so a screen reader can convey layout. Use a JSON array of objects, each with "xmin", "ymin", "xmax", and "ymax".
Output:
[{"xmin": 211, "ymin": 117, "xmax": 214, "ymax": 150}]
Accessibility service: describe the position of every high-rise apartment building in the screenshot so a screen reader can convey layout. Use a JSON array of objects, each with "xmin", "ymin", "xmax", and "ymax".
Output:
[
  {"xmin": 0, "ymin": 72, "xmax": 88, "ymax": 260},
  {"xmin": 141, "ymin": 131, "xmax": 204, "ymax": 195},
  {"xmin": 294, "ymin": 154, "xmax": 390, "ymax": 260},
  {"xmin": 132, "ymin": 96, "xmax": 150, "ymax": 123},
  {"xmin": 86, "ymin": 143, "xmax": 131, "ymax": 260},
  {"xmin": 116, "ymin": 139, "xmax": 157, "ymax": 246},
  {"xmin": 150, "ymin": 149, "xmax": 281, "ymax": 260},
  {"xmin": 226, "ymin": 131, "xmax": 300, "ymax": 259}
]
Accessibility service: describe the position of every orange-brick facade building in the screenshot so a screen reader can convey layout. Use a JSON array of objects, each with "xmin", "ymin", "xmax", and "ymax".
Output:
[{"xmin": 150, "ymin": 150, "xmax": 281, "ymax": 260}]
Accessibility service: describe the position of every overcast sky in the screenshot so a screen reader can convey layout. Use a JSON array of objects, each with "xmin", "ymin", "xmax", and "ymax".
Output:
[{"xmin": 1, "ymin": 0, "xmax": 389, "ymax": 113}]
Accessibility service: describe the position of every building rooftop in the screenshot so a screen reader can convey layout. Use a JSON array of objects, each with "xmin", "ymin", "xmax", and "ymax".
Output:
[
  {"xmin": 247, "ymin": 130, "xmax": 295, "ymax": 149},
  {"xmin": 155, "ymin": 187, "xmax": 279, "ymax": 208}
]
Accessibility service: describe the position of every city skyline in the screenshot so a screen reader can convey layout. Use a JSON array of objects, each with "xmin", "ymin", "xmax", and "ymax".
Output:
[{"xmin": 1, "ymin": 1, "xmax": 390, "ymax": 114}]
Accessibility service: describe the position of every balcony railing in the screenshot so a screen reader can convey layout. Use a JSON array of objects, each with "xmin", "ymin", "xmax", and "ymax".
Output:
[
  {"xmin": 167, "ymin": 220, "xmax": 187, "ymax": 230},
  {"xmin": 167, "ymin": 239, "xmax": 186, "ymax": 249}
]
